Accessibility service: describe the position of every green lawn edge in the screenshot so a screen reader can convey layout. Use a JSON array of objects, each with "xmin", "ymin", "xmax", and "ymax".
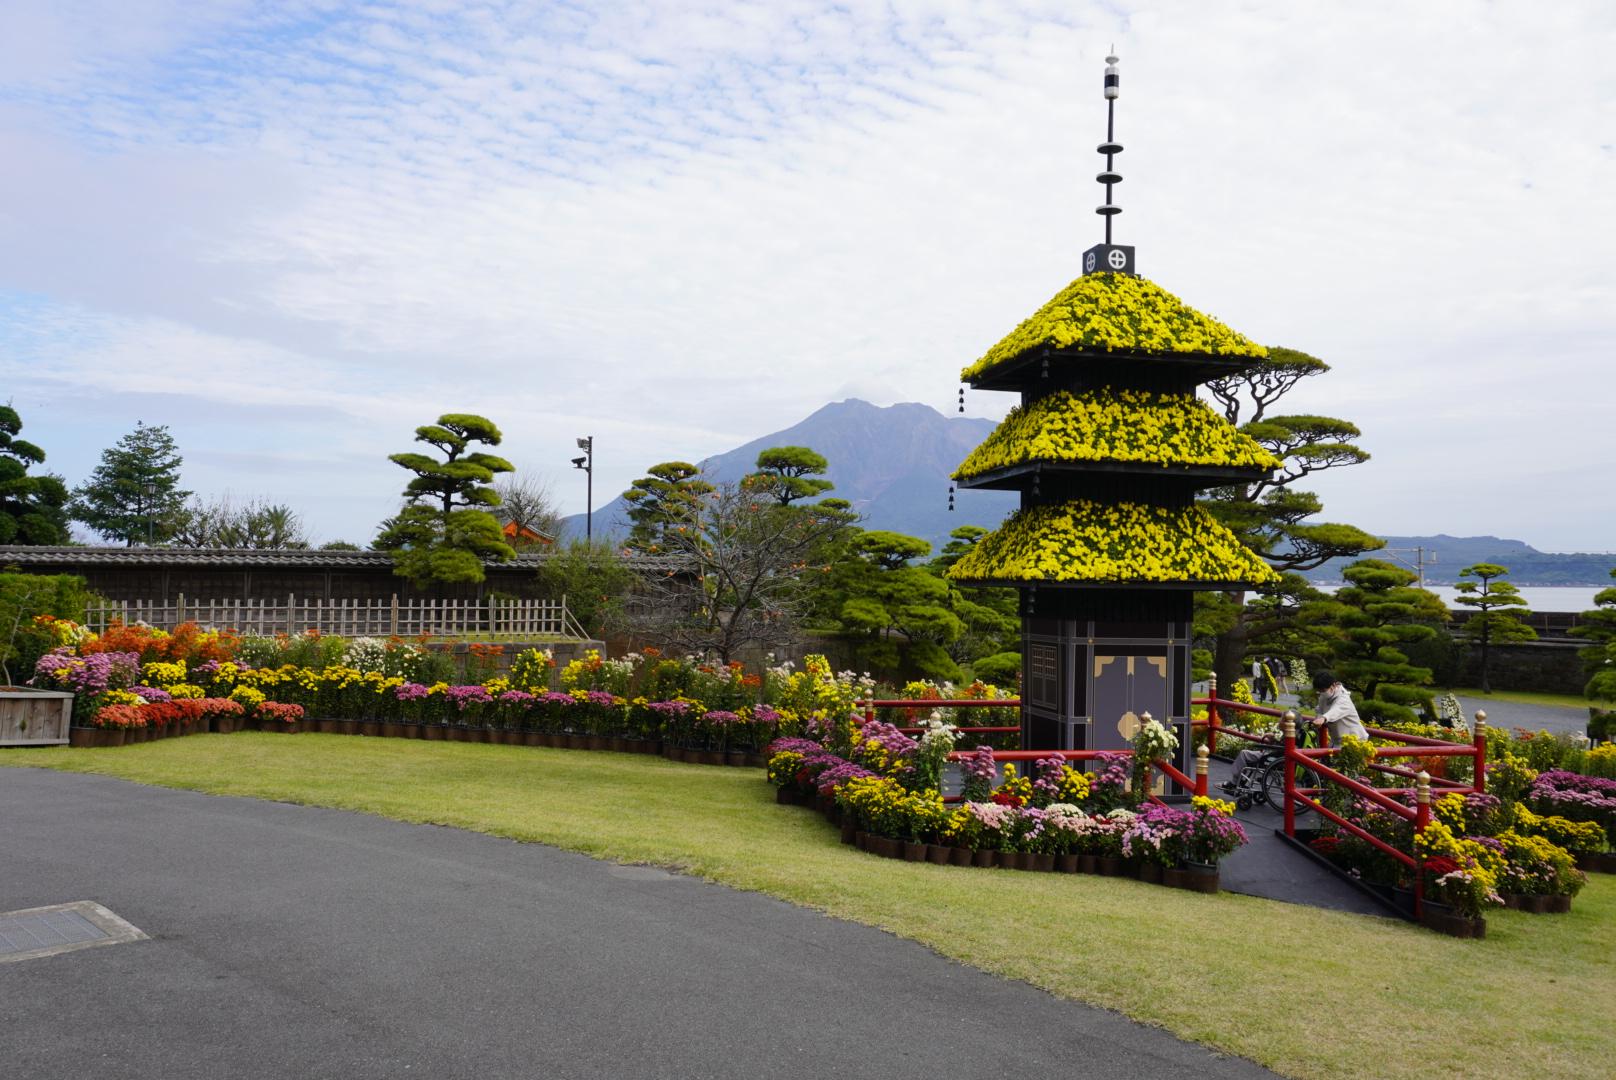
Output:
[{"xmin": 5, "ymin": 735, "xmax": 1611, "ymax": 1080}]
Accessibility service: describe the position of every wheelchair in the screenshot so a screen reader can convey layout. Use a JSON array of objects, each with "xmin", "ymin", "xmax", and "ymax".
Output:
[{"xmin": 1221, "ymin": 725, "xmax": 1317, "ymax": 815}]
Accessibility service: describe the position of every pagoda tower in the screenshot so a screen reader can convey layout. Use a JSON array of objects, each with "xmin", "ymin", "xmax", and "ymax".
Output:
[{"xmin": 948, "ymin": 53, "xmax": 1280, "ymax": 785}]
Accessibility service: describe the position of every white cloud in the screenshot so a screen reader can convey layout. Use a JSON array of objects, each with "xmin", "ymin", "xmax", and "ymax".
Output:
[{"xmin": 1, "ymin": 0, "xmax": 1613, "ymax": 549}]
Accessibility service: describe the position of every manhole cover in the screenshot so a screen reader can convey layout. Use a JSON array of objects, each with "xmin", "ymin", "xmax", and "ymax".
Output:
[{"xmin": 0, "ymin": 902, "xmax": 148, "ymax": 963}]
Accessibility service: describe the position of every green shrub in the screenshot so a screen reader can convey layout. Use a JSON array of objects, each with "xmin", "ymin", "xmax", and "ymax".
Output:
[
  {"xmin": 970, "ymin": 651, "xmax": 1021, "ymax": 687},
  {"xmin": 0, "ymin": 572, "xmax": 95, "ymax": 684}
]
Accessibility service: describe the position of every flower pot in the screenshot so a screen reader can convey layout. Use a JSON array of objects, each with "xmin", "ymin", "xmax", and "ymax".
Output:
[
  {"xmin": 823, "ymin": 802, "xmax": 840, "ymax": 825},
  {"xmin": 1056, "ymin": 854, "xmax": 1080, "ymax": 874},
  {"xmin": 701, "ymin": 750, "xmax": 726, "ymax": 767},
  {"xmin": 1028, "ymin": 853, "xmax": 1055, "ymax": 873},
  {"xmin": 1096, "ymin": 856, "xmax": 1123, "ymax": 877},
  {"xmin": 69, "ymin": 727, "xmax": 101, "ymax": 748},
  {"xmin": 1420, "ymin": 904, "xmax": 1485, "ymax": 939},
  {"xmin": 902, "ymin": 841, "xmax": 928, "ymax": 862},
  {"xmin": 854, "ymin": 830, "xmax": 869, "ymax": 851},
  {"xmin": 107, "ymin": 727, "xmax": 127, "ymax": 747},
  {"xmin": 869, "ymin": 836, "xmax": 902, "ymax": 859},
  {"xmin": 521, "ymin": 732, "xmax": 542, "ymax": 747},
  {"xmin": 1138, "ymin": 861, "xmax": 1164, "ymax": 885},
  {"xmin": 925, "ymin": 844, "xmax": 951, "ymax": 865},
  {"xmin": 972, "ymin": 849, "xmax": 996, "ymax": 868},
  {"xmin": 1500, "ymin": 893, "xmax": 1521, "ymax": 910},
  {"xmin": 1177, "ymin": 862, "xmax": 1220, "ymax": 893},
  {"xmin": 1575, "ymin": 851, "xmax": 1616, "ymax": 874},
  {"xmin": 373, "ymin": 722, "xmax": 398, "ymax": 739},
  {"xmin": 776, "ymin": 786, "xmax": 802, "ymax": 806},
  {"xmin": 358, "ymin": 721, "xmax": 380, "ymax": 738},
  {"xmin": 726, "ymin": 749, "xmax": 752, "ymax": 768},
  {"xmin": 747, "ymin": 753, "xmax": 770, "ymax": 769},
  {"xmin": 841, "ymin": 820, "xmax": 858, "ymax": 846},
  {"xmin": 1001, "ymin": 851, "xmax": 1029, "ymax": 871},
  {"xmin": 1078, "ymin": 854, "xmax": 1098, "ymax": 875},
  {"xmin": 564, "ymin": 734, "xmax": 587, "ymax": 750},
  {"xmin": 418, "ymin": 724, "xmax": 441, "ymax": 741},
  {"xmin": 1547, "ymin": 895, "xmax": 1571, "ymax": 914},
  {"xmin": 949, "ymin": 847, "xmax": 974, "ymax": 867}
]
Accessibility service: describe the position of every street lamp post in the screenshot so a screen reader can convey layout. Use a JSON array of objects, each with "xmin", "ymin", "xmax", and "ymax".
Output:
[{"xmin": 572, "ymin": 436, "xmax": 593, "ymax": 544}]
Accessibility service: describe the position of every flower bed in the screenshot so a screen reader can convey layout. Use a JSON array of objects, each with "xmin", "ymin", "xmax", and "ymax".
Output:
[
  {"xmin": 1295, "ymin": 737, "xmax": 1592, "ymax": 932},
  {"xmin": 30, "ymin": 620, "xmax": 1014, "ymax": 767},
  {"xmin": 768, "ymin": 713, "xmax": 1247, "ymax": 891}
]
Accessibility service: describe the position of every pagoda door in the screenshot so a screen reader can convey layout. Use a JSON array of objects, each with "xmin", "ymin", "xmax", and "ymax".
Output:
[{"xmin": 1089, "ymin": 653, "xmax": 1169, "ymax": 754}]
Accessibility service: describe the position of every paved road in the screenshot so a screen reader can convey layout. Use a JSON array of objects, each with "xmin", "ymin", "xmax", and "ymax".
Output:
[
  {"xmin": 0, "ymin": 769, "xmax": 1275, "ymax": 1080},
  {"xmin": 1452, "ymin": 695, "xmax": 1589, "ymax": 737}
]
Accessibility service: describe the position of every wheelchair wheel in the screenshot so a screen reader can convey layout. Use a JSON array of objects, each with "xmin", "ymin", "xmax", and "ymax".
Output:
[
  {"xmin": 1236, "ymin": 794, "xmax": 1253, "ymax": 812},
  {"xmin": 1261, "ymin": 758, "xmax": 1314, "ymax": 818}
]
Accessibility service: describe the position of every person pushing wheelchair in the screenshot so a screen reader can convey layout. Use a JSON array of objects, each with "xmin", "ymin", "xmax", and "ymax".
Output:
[{"xmin": 1223, "ymin": 670, "xmax": 1367, "ymax": 794}]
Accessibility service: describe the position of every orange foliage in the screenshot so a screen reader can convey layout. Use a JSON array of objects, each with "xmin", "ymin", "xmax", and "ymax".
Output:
[{"xmin": 80, "ymin": 620, "xmax": 239, "ymax": 665}]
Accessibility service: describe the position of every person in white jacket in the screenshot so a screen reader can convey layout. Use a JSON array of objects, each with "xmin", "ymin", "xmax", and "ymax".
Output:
[{"xmin": 1312, "ymin": 671, "xmax": 1369, "ymax": 743}]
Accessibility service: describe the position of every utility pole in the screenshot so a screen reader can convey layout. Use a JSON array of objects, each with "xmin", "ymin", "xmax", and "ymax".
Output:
[
  {"xmin": 572, "ymin": 436, "xmax": 594, "ymax": 544},
  {"xmin": 1383, "ymin": 546, "xmax": 1438, "ymax": 588}
]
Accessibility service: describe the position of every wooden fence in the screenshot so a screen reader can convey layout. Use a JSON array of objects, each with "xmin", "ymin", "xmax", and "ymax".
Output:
[{"xmin": 84, "ymin": 595, "xmax": 588, "ymax": 640}]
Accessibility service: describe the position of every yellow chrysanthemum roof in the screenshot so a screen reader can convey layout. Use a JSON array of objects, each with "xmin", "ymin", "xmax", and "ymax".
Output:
[
  {"xmin": 947, "ymin": 500, "xmax": 1280, "ymax": 586},
  {"xmin": 953, "ymin": 389, "xmax": 1281, "ymax": 480},
  {"xmin": 961, "ymin": 273, "xmax": 1267, "ymax": 382}
]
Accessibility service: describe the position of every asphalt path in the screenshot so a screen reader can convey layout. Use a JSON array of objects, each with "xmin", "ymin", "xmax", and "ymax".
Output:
[{"xmin": 0, "ymin": 769, "xmax": 1276, "ymax": 1080}]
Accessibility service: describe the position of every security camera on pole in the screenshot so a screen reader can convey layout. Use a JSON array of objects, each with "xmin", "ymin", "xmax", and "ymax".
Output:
[{"xmin": 571, "ymin": 436, "xmax": 594, "ymax": 543}]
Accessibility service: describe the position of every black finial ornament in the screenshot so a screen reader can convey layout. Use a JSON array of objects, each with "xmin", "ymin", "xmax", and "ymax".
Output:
[
  {"xmin": 1084, "ymin": 48, "xmax": 1136, "ymax": 277},
  {"xmin": 947, "ymin": 483, "xmax": 956, "ymax": 512},
  {"xmin": 957, "ymin": 386, "xmax": 965, "ymax": 413}
]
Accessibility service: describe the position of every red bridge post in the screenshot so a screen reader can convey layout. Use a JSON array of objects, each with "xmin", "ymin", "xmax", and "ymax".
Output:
[
  {"xmin": 1195, "ymin": 743, "xmax": 1210, "ymax": 799},
  {"xmin": 1414, "ymin": 771, "xmax": 1432, "ymax": 918},
  {"xmin": 1206, "ymin": 671, "xmax": 1219, "ymax": 756},
  {"xmin": 1281, "ymin": 711, "xmax": 1297, "ymax": 837},
  {"xmin": 1472, "ymin": 711, "xmax": 1488, "ymax": 795}
]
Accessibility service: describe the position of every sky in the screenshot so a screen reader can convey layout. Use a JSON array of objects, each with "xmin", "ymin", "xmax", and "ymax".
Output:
[{"xmin": 1, "ymin": 1, "xmax": 1612, "ymax": 552}]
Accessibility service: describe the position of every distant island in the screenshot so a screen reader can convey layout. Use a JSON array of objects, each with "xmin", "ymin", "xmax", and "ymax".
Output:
[{"xmin": 1306, "ymin": 535, "xmax": 1616, "ymax": 586}]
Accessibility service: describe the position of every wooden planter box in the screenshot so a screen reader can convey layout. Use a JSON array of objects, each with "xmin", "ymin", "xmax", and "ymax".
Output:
[{"xmin": 0, "ymin": 688, "xmax": 74, "ymax": 746}]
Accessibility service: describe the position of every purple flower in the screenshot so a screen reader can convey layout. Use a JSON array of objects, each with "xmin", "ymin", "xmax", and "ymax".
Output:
[
  {"xmin": 32, "ymin": 649, "xmax": 141, "ymax": 694},
  {"xmin": 647, "ymin": 700, "xmax": 692, "ymax": 717},
  {"xmin": 701, "ymin": 710, "xmax": 740, "ymax": 725},
  {"xmin": 767, "ymin": 737, "xmax": 822, "ymax": 756},
  {"xmin": 445, "ymin": 685, "xmax": 492, "ymax": 710},
  {"xmin": 394, "ymin": 682, "xmax": 431, "ymax": 701},
  {"xmin": 130, "ymin": 686, "xmax": 172, "ymax": 703},
  {"xmin": 498, "ymin": 690, "xmax": 536, "ymax": 704}
]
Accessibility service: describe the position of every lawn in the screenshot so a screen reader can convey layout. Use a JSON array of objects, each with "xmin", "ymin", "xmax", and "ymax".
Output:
[
  {"xmin": 1446, "ymin": 687, "xmax": 1592, "ymax": 711},
  {"xmin": 4, "ymin": 735, "xmax": 1611, "ymax": 1080}
]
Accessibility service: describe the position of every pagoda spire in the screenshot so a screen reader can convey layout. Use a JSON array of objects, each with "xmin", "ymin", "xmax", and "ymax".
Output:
[{"xmin": 1085, "ymin": 50, "xmax": 1136, "ymax": 277}]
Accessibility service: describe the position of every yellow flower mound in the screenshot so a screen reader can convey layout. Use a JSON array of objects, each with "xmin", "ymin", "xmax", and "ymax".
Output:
[
  {"xmin": 954, "ymin": 389, "xmax": 1281, "ymax": 479},
  {"xmin": 962, "ymin": 273, "xmax": 1267, "ymax": 382},
  {"xmin": 947, "ymin": 500, "xmax": 1279, "ymax": 585}
]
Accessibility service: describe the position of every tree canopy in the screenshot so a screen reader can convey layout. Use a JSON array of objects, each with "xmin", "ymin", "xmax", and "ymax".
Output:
[
  {"xmin": 622, "ymin": 462, "xmax": 713, "ymax": 552},
  {"xmin": 376, "ymin": 413, "xmax": 515, "ymax": 586},
  {"xmin": 1454, "ymin": 562, "xmax": 1536, "ymax": 693},
  {"xmin": 0, "ymin": 405, "xmax": 70, "ymax": 545},
  {"xmin": 742, "ymin": 446, "xmax": 834, "ymax": 506},
  {"xmin": 69, "ymin": 422, "xmax": 191, "ymax": 546},
  {"xmin": 1300, "ymin": 558, "xmax": 1449, "ymax": 724},
  {"xmin": 1195, "ymin": 346, "xmax": 1383, "ymax": 684}
]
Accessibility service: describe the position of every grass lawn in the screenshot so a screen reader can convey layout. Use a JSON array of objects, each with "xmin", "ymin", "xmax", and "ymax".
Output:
[
  {"xmin": 1445, "ymin": 687, "xmax": 1592, "ymax": 711},
  {"xmin": 5, "ymin": 735, "xmax": 1612, "ymax": 1080}
]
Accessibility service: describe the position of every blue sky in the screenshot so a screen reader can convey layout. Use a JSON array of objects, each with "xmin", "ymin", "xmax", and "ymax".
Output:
[{"xmin": 2, "ymin": 1, "xmax": 1613, "ymax": 550}]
